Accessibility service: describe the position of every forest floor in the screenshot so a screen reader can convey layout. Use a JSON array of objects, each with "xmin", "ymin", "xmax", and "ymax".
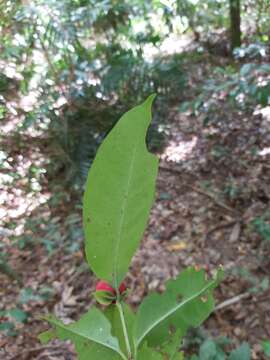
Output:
[{"xmin": 1, "ymin": 49, "xmax": 270, "ymax": 360}]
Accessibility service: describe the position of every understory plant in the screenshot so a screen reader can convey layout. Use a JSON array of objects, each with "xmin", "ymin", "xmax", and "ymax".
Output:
[{"xmin": 39, "ymin": 95, "xmax": 223, "ymax": 359}]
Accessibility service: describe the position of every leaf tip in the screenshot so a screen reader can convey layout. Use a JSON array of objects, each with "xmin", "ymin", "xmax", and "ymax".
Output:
[{"xmin": 143, "ymin": 93, "xmax": 157, "ymax": 108}]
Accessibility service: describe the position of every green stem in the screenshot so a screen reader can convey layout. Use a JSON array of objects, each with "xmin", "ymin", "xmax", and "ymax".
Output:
[{"xmin": 116, "ymin": 302, "xmax": 132, "ymax": 359}]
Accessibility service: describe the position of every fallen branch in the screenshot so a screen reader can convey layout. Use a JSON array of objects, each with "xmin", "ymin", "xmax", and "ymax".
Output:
[
  {"xmin": 215, "ymin": 292, "xmax": 250, "ymax": 311},
  {"xmin": 204, "ymin": 220, "xmax": 239, "ymax": 241},
  {"xmin": 186, "ymin": 184, "xmax": 240, "ymax": 215}
]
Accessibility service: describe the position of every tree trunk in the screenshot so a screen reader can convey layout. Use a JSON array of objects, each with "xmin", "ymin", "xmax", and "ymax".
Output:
[{"xmin": 229, "ymin": 0, "xmax": 241, "ymax": 52}]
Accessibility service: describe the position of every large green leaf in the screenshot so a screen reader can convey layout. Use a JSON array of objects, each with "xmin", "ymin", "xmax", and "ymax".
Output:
[
  {"xmin": 134, "ymin": 267, "xmax": 223, "ymax": 349},
  {"xmin": 83, "ymin": 95, "xmax": 158, "ymax": 287},
  {"xmin": 39, "ymin": 307, "xmax": 125, "ymax": 360}
]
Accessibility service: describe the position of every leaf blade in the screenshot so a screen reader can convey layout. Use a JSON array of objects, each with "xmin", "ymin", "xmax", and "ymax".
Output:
[
  {"xmin": 134, "ymin": 267, "xmax": 223, "ymax": 348},
  {"xmin": 83, "ymin": 95, "xmax": 158, "ymax": 287},
  {"xmin": 137, "ymin": 343, "xmax": 164, "ymax": 360},
  {"xmin": 39, "ymin": 307, "xmax": 124, "ymax": 360}
]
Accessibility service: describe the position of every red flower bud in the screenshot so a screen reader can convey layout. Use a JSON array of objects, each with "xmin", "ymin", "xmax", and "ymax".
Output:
[
  {"xmin": 119, "ymin": 282, "xmax": 127, "ymax": 294},
  {"xmin": 95, "ymin": 281, "xmax": 116, "ymax": 295},
  {"xmin": 94, "ymin": 280, "xmax": 127, "ymax": 305}
]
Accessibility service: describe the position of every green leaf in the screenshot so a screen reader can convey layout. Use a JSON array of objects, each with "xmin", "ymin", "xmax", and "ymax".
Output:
[
  {"xmin": 83, "ymin": 95, "xmax": 158, "ymax": 287},
  {"xmin": 262, "ymin": 340, "xmax": 270, "ymax": 357},
  {"xmin": 137, "ymin": 343, "xmax": 163, "ymax": 360},
  {"xmin": 104, "ymin": 303, "xmax": 135, "ymax": 356},
  {"xmin": 39, "ymin": 307, "xmax": 125, "ymax": 360},
  {"xmin": 0, "ymin": 321, "xmax": 17, "ymax": 336},
  {"xmin": 134, "ymin": 267, "xmax": 223, "ymax": 348},
  {"xmin": 228, "ymin": 343, "xmax": 250, "ymax": 360},
  {"xmin": 19, "ymin": 287, "xmax": 43, "ymax": 304},
  {"xmin": 199, "ymin": 338, "xmax": 226, "ymax": 360},
  {"xmin": 8, "ymin": 308, "xmax": 28, "ymax": 323},
  {"xmin": 160, "ymin": 330, "xmax": 183, "ymax": 360}
]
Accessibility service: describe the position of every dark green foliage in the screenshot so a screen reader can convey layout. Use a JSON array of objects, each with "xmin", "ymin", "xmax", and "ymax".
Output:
[
  {"xmin": 186, "ymin": 336, "xmax": 251, "ymax": 360},
  {"xmin": 180, "ymin": 61, "xmax": 270, "ymax": 124}
]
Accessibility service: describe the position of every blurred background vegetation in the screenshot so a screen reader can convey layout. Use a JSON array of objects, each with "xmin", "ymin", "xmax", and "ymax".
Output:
[
  {"xmin": 1, "ymin": 0, "xmax": 270, "ymax": 359},
  {"xmin": 1, "ymin": 0, "xmax": 269, "ymax": 185},
  {"xmin": 1, "ymin": 0, "xmax": 187, "ymax": 185}
]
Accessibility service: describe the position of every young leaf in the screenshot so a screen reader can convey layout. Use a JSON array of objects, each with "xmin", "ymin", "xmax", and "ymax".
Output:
[
  {"xmin": 39, "ymin": 307, "xmax": 125, "ymax": 360},
  {"xmin": 8, "ymin": 308, "xmax": 28, "ymax": 323},
  {"xmin": 83, "ymin": 95, "xmax": 158, "ymax": 287},
  {"xmin": 228, "ymin": 343, "xmax": 250, "ymax": 360},
  {"xmin": 262, "ymin": 340, "xmax": 270, "ymax": 357},
  {"xmin": 134, "ymin": 267, "xmax": 223, "ymax": 349}
]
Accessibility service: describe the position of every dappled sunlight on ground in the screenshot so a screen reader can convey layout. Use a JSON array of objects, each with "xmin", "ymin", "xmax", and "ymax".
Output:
[
  {"xmin": 144, "ymin": 34, "xmax": 194, "ymax": 60},
  {"xmin": 161, "ymin": 135, "xmax": 198, "ymax": 163},
  {"xmin": 0, "ymin": 101, "xmax": 50, "ymax": 239}
]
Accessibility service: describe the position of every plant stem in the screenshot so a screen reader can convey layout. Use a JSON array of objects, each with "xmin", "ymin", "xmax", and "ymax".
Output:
[{"xmin": 116, "ymin": 302, "xmax": 132, "ymax": 359}]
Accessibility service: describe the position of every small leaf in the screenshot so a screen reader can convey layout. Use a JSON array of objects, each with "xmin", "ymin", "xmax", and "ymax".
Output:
[
  {"xmin": 228, "ymin": 343, "xmax": 250, "ymax": 360},
  {"xmin": 0, "ymin": 321, "xmax": 17, "ymax": 336},
  {"xmin": 134, "ymin": 267, "xmax": 223, "ymax": 348},
  {"xmin": 8, "ymin": 308, "xmax": 28, "ymax": 323},
  {"xmin": 262, "ymin": 340, "xmax": 270, "ymax": 357},
  {"xmin": 83, "ymin": 95, "xmax": 158, "ymax": 287},
  {"xmin": 39, "ymin": 307, "xmax": 124, "ymax": 360},
  {"xmin": 199, "ymin": 339, "xmax": 217, "ymax": 360},
  {"xmin": 19, "ymin": 287, "xmax": 43, "ymax": 304}
]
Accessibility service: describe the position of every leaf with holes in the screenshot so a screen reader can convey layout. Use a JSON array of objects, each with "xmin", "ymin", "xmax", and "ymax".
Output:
[
  {"xmin": 159, "ymin": 330, "xmax": 184, "ymax": 360},
  {"xmin": 83, "ymin": 95, "xmax": 158, "ymax": 288},
  {"xmin": 39, "ymin": 307, "xmax": 125, "ymax": 360},
  {"xmin": 134, "ymin": 267, "xmax": 223, "ymax": 350}
]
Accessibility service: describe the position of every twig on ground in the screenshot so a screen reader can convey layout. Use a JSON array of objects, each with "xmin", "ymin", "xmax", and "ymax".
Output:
[
  {"xmin": 204, "ymin": 220, "xmax": 239, "ymax": 241},
  {"xmin": 186, "ymin": 184, "xmax": 240, "ymax": 215},
  {"xmin": 215, "ymin": 292, "xmax": 251, "ymax": 311}
]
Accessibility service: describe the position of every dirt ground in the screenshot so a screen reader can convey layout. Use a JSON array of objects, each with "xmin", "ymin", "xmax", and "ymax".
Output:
[{"xmin": 1, "ymin": 55, "xmax": 270, "ymax": 359}]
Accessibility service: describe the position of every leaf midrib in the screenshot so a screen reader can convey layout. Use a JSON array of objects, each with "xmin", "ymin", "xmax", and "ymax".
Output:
[
  {"xmin": 113, "ymin": 143, "xmax": 138, "ymax": 287},
  {"xmin": 136, "ymin": 277, "xmax": 217, "ymax": 347}
]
